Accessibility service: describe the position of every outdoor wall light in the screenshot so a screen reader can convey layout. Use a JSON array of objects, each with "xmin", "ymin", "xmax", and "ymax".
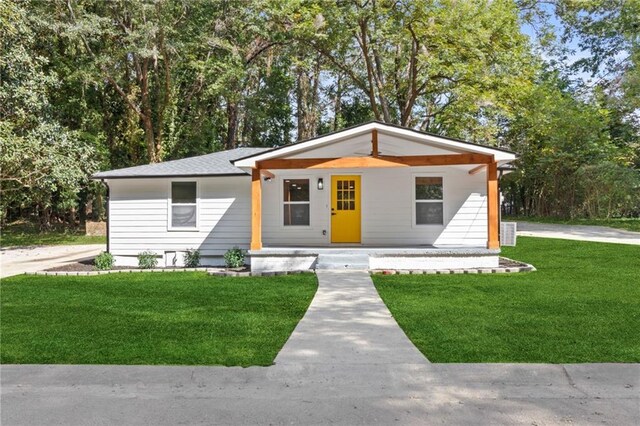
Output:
[{"xmin": 317, "ymin": 178, "xmax": 324, "ymax": 190}]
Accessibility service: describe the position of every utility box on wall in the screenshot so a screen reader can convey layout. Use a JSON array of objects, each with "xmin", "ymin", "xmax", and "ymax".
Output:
[{"xmin": 500, "ymin": 222, "xmax": 517, "ymax": 246}]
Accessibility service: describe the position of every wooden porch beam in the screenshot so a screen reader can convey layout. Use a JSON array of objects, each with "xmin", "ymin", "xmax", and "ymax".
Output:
[
  {"xmin": 486, "ymin": 161, "xmax": 499, "ymax": 249},
  {"xmin": 251, "ymin": 168, "xmax": 262, "ymax": 250},
  {"xmin": 257, "ymin": 153, "xmax": 493, "ymax": 170},
  {"xmin": 382, "ymin": 154, "xmax": 493, "ymax": 167},
  {"xmin": 468, "ymin": 164, "xmax": 486, "ymax": 175},
  {"xmin": 371, "ymin": 129, "xmax": 379, "ymax": 157}
]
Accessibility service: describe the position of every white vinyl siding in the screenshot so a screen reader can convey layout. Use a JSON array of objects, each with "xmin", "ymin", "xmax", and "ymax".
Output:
[
  {"xmin": 107, "ymin": 176, "xmax": 251, "ymax": 265},
  {"xmin": 261, "ymin": 166, "xmax": 488, "ymax": 247}
]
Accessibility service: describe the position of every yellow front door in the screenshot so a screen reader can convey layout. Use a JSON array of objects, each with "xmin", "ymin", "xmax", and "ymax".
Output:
[{"xmin": 331, "ymin": 175, "xmax": 361, "ymax": 243}]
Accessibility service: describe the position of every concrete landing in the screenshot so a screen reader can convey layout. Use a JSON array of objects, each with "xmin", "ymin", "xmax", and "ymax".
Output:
[{"xmin": 274, "ymin": 270, "xmax": 428, "ymax": 365}]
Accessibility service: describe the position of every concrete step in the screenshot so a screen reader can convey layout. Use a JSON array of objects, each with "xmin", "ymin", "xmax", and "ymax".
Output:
[{"xmin": 315, "ymin": 253, "xmax": 370, "ymax": 270}]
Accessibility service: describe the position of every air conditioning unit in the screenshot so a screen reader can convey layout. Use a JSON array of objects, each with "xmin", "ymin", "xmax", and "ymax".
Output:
[{"xmin": 500, "ymin": 222, "xmax": 517, "ymax": 246}]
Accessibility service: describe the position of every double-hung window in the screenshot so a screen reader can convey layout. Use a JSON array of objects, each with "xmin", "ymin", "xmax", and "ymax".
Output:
[
  {"xmin": 170, "ymin": 181, "xmax": 197, "ymax": 229},
  {"xmin": 415, "ymin": 177, "xmax": 443, "ymax": 225},
  {"xmin": 283, "ymin": 179, "xmax": 310, "ymax": 226}
]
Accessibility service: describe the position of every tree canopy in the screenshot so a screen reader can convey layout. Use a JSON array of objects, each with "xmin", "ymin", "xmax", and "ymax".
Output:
[{"xmin": 1, "ymin": 0, "xmax": 638, "ymax": 226}]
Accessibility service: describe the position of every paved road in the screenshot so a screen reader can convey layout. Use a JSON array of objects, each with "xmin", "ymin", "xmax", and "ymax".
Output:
[
  {"xmin": 2, "ymin": 363, "xmax": 638, "ymax": 425},
  {"xmin": 516, "ymin": 221, "xmax": 640, "ymax": 245},
  {"xmin": 0, "ymin": 244, "xmax": 104, "ymax": 278},
  {"xmin": 2, "ymin": 271, "xmax": 638, "ymax": 425}
]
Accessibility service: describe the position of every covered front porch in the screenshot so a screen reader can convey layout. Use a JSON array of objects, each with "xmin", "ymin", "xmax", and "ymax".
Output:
[{"xmin": 233, "ymin": 122, "xmax": 515, "ymax": 272}]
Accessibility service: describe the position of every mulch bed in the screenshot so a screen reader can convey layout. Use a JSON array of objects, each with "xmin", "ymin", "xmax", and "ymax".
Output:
[
  {"xmin": 45, "ymin": 259, "xmax": 250, "ymax": 273},
  {"xmin": 46, "ymin": 256, "xmax": 528, "ymax": 273},
  {"xmin": 46, "ymin": 260, "xmax": 130, "ymax": 272},
  {"xmin": 499, "ymin": 257, "xmax": 529, "ymax": 268}
]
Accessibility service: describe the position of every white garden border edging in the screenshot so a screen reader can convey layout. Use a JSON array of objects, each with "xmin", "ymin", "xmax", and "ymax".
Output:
[{"xmin": 25, "ymin": 257, "xmax": 534, "ymax": 277}]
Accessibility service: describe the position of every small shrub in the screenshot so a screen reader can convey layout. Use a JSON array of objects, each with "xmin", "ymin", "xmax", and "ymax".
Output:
[
  {"xmin": 183, "ymin": 248, "xmax": 201, "ymax": 268},
  {"xmin": 137, "ymin": 251, "xmax": 158, "ymax": 269},
  {"xmin": 224, "ymin": 247, "xmax": 246, "ymax": 268},
  {"xmin": 94, "ymin": 251, "xmax": 115, "ymax": 270}
]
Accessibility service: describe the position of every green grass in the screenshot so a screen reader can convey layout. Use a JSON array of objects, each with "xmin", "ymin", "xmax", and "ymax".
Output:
[
  {"xmin": 1, "ymin": 221, "xmax": 106, "ymax": 248},
  {"xmin": 373, "ymin": 237, "xmax": 640, "ymax": 363},
  {"xmin": 1, "ymin": 272, "xmax": 317, "ymax": 366},
  {"xmin": 504, "ymin": 215, "xmax": 640, "ymax": 233}
]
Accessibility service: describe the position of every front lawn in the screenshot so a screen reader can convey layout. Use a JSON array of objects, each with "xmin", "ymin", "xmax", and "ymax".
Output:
[
  {"xmin": 373, "ymin": 237, "xmax": 640, "ymax": 363},
  {"xmin": 1, "ymin": 272, "xmax": 317, "ymax": 366},
  {"xmin": 1, "ymin": 221, "xmax": 106, "ymax": 248}
]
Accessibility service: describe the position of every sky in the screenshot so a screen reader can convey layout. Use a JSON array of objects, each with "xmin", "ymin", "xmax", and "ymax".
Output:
[{"xmin": 519, "ymin": 8, "xmax": 596, "ymax": 86}]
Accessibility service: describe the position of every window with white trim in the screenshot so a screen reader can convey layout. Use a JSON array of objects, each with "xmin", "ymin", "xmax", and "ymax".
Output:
[
  {"xmin": 283, "ymin": 179, "xmax": 310, "ymax": 226},
  {"xmin": 170, "ymin": 181, "xmax": 197, "ymax": 229},
  {"xmin": 415, "ymin": 177, "xmax": 443, "ymax": 225}
]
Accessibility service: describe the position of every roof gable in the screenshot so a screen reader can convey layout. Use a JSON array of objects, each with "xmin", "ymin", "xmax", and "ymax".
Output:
[{"xmin": 233, "ymin": 122, "xmax": 516, "ymax": 168}]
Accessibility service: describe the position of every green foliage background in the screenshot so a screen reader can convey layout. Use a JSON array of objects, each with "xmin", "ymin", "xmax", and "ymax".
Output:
[{"xmin": 1, "ymin": 0, "xmax": 638, "ymax": 227}]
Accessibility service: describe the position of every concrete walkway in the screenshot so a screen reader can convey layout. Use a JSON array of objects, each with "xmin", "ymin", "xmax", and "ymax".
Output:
[
  {"xmin": 2, "ymin": 270, "xmax": 638, "ymax": 424},
  {"xmin": 517, "ymin": 222, "xmax": 640, "ymax": 245},
  {"xmin": 0, "ymin": 244, "xmax": 104, "ymax": 278},
  {"xmin": 275, "ymin": 270, "xmax": 428, "ymax": 365}
]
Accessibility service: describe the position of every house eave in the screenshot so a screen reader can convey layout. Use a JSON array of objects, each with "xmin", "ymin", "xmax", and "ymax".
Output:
[{"xmin": 91, "ymin": 172, "xmax": 249, "ymax": 180}]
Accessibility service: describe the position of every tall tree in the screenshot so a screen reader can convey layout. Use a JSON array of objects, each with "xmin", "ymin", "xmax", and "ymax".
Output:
[
  {"xmin": 1, "ymin": 0, "xmax": 98, "ymax": 226},
  {"xmin": 289, "ymin": 0, "xmax": 535, "ymax": 141},
  {"xmin": 202, "ymin": 0, "xmax": 287, "ymax": 149},
  {"xmin": 59, "ymin": 0, "xmax": 177, "ymax": 163}
]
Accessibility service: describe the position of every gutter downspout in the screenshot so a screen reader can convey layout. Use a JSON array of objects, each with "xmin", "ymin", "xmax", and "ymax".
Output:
[
  {"xmin": 101, "ymin": 179, "xmax": 110, "ymax": 253},
  {"xmin": 497, "ymin": 169, "xmax": 504, "ymax": 243}
]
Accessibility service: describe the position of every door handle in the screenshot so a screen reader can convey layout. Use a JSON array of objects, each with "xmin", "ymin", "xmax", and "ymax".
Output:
[{"xmin": 331, "ymin": 212, "xmax": 337, "ymax": 216}]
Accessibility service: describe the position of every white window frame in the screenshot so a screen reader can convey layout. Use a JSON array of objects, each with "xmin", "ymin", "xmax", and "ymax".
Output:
[
  {"xmin": 168, "ymin": 180, "xmax": 199, "ymax": 231},
  {"xmin": 281, "ymin": 177, "xmax": 311, "ymax": 228},
  {"xmin": 412, "ymin": 174, "xmax": 445, "ymax": 227}
]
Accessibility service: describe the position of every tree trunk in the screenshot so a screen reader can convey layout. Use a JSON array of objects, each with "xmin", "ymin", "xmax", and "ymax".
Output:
[
  {"xmin": 226, "ymin": 101, "xmax": 238, "ymax": 150},
  {"xmin": 333, "ymin": 75, "xmax": 342, "ymax": 131},
  {"xmin": 296, "ymin": 58, "xmax": 320, "ymax": 141}
]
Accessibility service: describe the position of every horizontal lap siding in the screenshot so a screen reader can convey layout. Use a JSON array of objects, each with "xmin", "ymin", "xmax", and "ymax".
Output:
[
  {"xmin": 108, "ymin": 168, "xmax": 488, "ymax": 252},
  {"xmin": 262, "ymin": 166, "xmax": 487, "ymax": 247},
  {"xmin": 108, "ymin": 177, "xmax": 251, "ymax": 256}
]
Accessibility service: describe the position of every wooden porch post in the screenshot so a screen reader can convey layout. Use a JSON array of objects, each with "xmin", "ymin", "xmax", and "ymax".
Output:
[
  {"xmin": 487, "ymin": 161, "xmax": 499, "ymax": 249},
  {"xmin": 251, "ymin": 168, "xmax": 262, "ymax": 250}
]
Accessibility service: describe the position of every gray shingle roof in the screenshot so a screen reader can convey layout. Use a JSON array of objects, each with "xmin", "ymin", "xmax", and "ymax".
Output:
[{"xmin": 92, "ymin": 147, "xmax": 269, "ymax": 179}]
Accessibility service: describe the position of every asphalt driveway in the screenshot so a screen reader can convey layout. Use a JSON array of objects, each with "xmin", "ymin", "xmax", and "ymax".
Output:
[{"xmin": 2, "ymin": 270, "xmax": 638, "ymax": 425}]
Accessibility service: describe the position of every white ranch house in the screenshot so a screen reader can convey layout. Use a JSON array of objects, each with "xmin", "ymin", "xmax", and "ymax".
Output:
[{"xmin": 93, "ymin": 122, "xmax": 516, "ymax": 272}]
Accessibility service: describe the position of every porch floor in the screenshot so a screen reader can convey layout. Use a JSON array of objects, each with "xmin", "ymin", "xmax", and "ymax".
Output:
[
  {"xmin": 249, "ymin": 245, "xmax": 500, "ymax": 272},
  {"xmin": 251, "ymin": 246, "xmax": 499, "ymax": 256}
]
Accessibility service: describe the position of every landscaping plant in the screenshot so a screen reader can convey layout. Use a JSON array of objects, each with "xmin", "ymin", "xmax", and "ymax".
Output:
[
  {"xmin": 224, "ymin": 247, "xmax": 246, "ymax": 268},
  {"xmin": 94, "ymin": 251, "xmax": 114, "ymax": 270},
  {"xmin": 183, "ymin": 249, "xmax": 201, "ymax": 268},
  {"xmin": 137, "ymin": 251, "xmax": 158, "ymax": 269}
]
